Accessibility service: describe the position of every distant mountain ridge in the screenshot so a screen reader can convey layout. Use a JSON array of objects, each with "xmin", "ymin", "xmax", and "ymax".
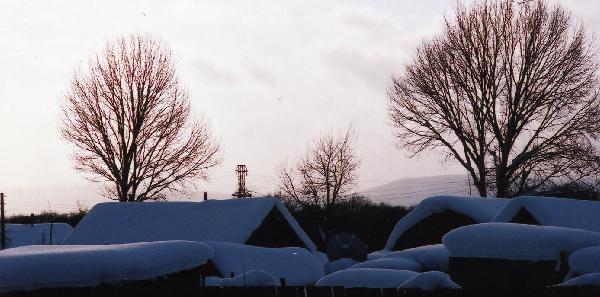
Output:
[{"xmin": 361, "ymin": 174, "xmax": 476, "ymax": 206}]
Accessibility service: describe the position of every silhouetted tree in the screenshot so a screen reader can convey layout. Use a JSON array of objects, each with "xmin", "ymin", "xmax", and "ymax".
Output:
[
  {"xmin": 279, "ymin": 128, "xmax": 360, "ymax": 235},
  {"xmin": 61, "ymin": 34, "xmax": 222, "ymax": 202},
  {"xmin": 388, "ymin": 0, "xmax": 600, "ymax": 197}
]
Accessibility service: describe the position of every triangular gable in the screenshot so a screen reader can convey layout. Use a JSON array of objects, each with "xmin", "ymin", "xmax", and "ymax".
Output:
[{"xmin": 509, "ymin": 207, "xmax": 540, "ymax": 225}]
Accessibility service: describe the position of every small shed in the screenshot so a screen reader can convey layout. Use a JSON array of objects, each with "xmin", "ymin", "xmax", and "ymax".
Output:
[
  {"xmin": 63, "ymin": 197, "xmax": 316, "ymax": 251},
  {"xmin": 493, "ymin": 196, "xmax": 600, "ymax": 232},
  {"xmin": 5, "ymin": 223, "xmax": 73, "ymax": 248},
  {"xmin": 383, "ymin": 196, "xmax": 508, "ymax": 251}
]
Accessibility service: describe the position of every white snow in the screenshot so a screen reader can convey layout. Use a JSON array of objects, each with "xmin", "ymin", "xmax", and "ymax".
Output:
[
  {"xmin": 5, "ymin": 223, "xmax": 72, "ymax": 248},
  {"xmin": 382, "ymin": 244, "xmax": 449, "ymax": 272},
  {"xmin": 205, "ymin": 241, "xmax": 324, "ymax": 286},
  {"xmin": 312, "ymin": 251, "xmax": 330, "ymax": 267},
  {"xmin": 325, "ymin": 258, "xmax": 358, "ymax": 274},
  {"xmin": 385, "ymin": 196, "xmax": 508, "ymax": 250},
  {"xmin": 443, "ymin": 223, "xmax": 600, "ymax": 261},
  {"xmin": 399, "ymin": 271, "xmax": 460, "ymax": 290},
  {"xmin": 217, "ymin": 270, "xmax": 279, "ymax": 287},
  {"xmin": 568, "ymin": 246, "xmax": 600, "ymax": 276},
  {"xmin": 367, "ymin": 250, "xmax": 394, "ymax": 261},
  {"xmin": 493, "ymin": 196, "xmax": 600, "ymax": 233},
  {"xmin": 349, "ymin": 258, "xmax": 422, "ymax": 272},
  {"xmin": 316, "ymin": 269, "xmax": 418, "ymax": 288},
  {"xmin": 561, "ymin": 273, "xmax": 600, "ymax": 287},
  {"xmin": 63, "ymin": 198, "xmax": 316, "ymax": 251},
  {"xmin": 0, "ymin": 241, "xmax": 213, "ymax": 293}
]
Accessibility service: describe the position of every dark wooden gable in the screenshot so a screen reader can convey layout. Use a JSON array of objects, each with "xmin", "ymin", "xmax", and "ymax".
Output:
[
  {"xmin": 245, "ymin": 206, "xmax": 307, "ymax": 249},
  {"xmin": 393, "ymin": 209, "xmax": 478, "ymax": 251},
  {"xmin": 510, "ymin": 207, "xmax": 540, "ymax": 225}
]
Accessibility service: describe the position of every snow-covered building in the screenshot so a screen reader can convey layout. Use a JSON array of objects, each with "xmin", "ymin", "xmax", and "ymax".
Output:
[
  {"xmin": 63, "ymin": 198, "xmax": 316, "ymax": 251},
  {"xmin": 492, "ymin": 196, "xmax": 600, "ymax": 232},
  {"xmin": 382, "ymin": 196, "xmax": 508, "ymax": 251},
  {"xmin": 443, "ymin": 223, "xmax": 600, "ymax": 289},
  {"xmin": 5, "ymin": 223, "xmax": 73, "ymax": 248}
]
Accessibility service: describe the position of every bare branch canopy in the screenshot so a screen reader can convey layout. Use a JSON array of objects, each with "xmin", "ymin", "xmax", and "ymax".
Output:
[{"xmin": 60, "ymin": 34, "xmax": 222, "ymax": 202}]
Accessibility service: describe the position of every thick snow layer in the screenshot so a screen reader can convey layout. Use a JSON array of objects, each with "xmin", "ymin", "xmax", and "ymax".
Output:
[
  {"xmin": 316, "ymin": 269, "xmax": 418, "ymax": 288},
  {"xmin": 325, "ymin": 258, "xmax": 358, "ymax": 274},
  {"xmin": 367, "ymin": 250, "xmax": 394, "ymax": 261},
  {"xmin": 6, "ymin": 223, "xmax": 72, "ymax": 248},
  {"xmin": 493, "ymin": 196, "xmax": 600, "ymax": 233},
  {"xmin": 219, "ymin": 270, "xmax": 279, "ymax": 287},
  {"xmin": 399, "ymin": 271, "xmax": 460, "ymax": 290},
  {"xmin": 568, "ymin": 246, "xmax": 600, "ymax": 275},
  {"xmin": 0, "ymin": 241, "xmax": 213, "ymax": 293},
  {"xmin": 205, "ymin": 242, "xmax": 323, "ymax": 286},
  {"xmin": 443, "ymin": 223, "xmax": 600, "ymax": 261},
  {"xmin": 312, "ymin": 251, "xmax": 329, "ymax": 267},
  {"xmin": 349, "ymin": 258, "xmax": 422, "ymax": 272},
  {"xmin": 385, "ymin": 196, "xmax": 508, "ymax": 250},
  {"xmin": 561, "ymin": 273, "xmax": 600, "ymax": 287},
  {"xmin": 64, "ymin": 198, "xmax": 316, "ymax": 251},
  {"xmin": 383, "ymin": 244, "xmax": 449, "ymax": 272}
]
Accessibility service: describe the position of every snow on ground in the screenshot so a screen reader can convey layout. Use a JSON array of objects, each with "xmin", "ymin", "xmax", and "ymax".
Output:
[
  {"xmin": 63, "ymin": 198, "xmax": 316, "ymax": 251},
  {"xmin": 207, "ymin": 270, "xmax": 279, "ymax": 287},
  {"xmin": 0, "ymin": 241, "xmax": 213, "ymax": 293},
  {"xmin": 325, "ymin": 258, "xmax": 358, "ymax": 274},
  {"xmin": 443, "ymin": 223, "xmax": 600, "ymax": 261},
  {"xmin": 316, "ymin": 269, "xmax": 418, "ymax": 288},
  {"xmin": 493, "ymin": 196, "xmax": 600, "ymax": 233},
  {"xmin": 384, "ymin": 196, "xmax": 508, "ymax": 250},
  {"xmin": 205, "ymin": 242, "xmax": 324, "ymax": 286},
  {"xmin": 382, "ymin": 244, "xmax": 449, "ymax": 272},
  {"xmin": 568, "ymin": 246, "xmax": 600, "ymax": 276},
  {"xmin": 399, "ymin": 271, "xmax": 460, "ymax": 290},
  {"xmin": 5, "ymin": 223, "xmax": 72, "ymax": 247},
  {"xmin": 560, "ymin": 273, "xmax": 600, "ymax": 287},
  {"xmin": 348, "ymin": 257, "xmax": 422, "ymax": 272}
]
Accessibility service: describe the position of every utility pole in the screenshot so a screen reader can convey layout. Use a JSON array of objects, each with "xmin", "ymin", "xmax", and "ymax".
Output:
[
  {"xmin": 232, "ymin": 165, "xmax": 252, "ymax": 198},
  {"xmin": 1, "ymin": 193, "xmax": 5, "ymax": 250}
]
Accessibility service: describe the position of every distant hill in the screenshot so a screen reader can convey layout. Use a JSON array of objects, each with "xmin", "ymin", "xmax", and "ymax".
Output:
[{"xmin": 361, "ymin": 174, "xmax": 476, "ymax": 206}]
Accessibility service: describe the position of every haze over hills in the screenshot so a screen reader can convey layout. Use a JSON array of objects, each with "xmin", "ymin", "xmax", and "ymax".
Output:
[{"xmin": 361, "ymin": 174, "xmax": 477, "ymax": 206}]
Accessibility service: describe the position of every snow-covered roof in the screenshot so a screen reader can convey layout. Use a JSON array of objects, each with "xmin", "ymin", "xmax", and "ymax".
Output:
[
  {"xmin": 204, "ymin": 241, "xmax": 324, "ymax": 286},
  {"xmin": 0, "ymin": 241, "xmax": 213, "ymax": 293},
  {"xmin": 568, "ymin": 246, "xmax": 600, "ymax": 276},
  {"xmin": 63, "ymin": 197, "xmax": 316, "ymax": 251},
  {"xmin": 384, "ymin": 196, "xmax": 508, "ymax": 250},
  {"xmin": 443, "ymin": 223, "xmax": 600, "ymax": 261},
  {"xmin": 399, "ymin": 271, "xmax": 460, "ymax": 290},
  {"xmin": 493, "ymin": 196, "xmax": 600, "ymax": 233},
  {"xmin": 561, "ymin": 273, "xmax": 600, "ymax": 287},
  {"xmin": 381, "ymin": 244, "xmax": 449, "ymax": 272},
  {"xmin": 349, "ymin": 257, "xmax": 422, "ymax": 272},
  {"xmin": 316, "ymin": 268, "xmax": 418, "ymax": 288},
  {"xmin": 6, "ymin": 223, "xmax": 73, "ymax": 248}
]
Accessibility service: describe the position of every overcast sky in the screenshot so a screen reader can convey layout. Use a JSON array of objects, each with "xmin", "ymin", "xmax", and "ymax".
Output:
[{"xmin": 1, "ymin": 0, "xmax": 599, "ymax": 213}]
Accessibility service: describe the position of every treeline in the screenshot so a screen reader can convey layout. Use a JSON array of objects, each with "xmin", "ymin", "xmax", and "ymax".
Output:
[
  {"xmin": 285, "ymin": 196, "xmax": 413, "ymax": 252},
  {"xmin": 6, "ymin": 210, "xmax": 87, "ymax": 227}
]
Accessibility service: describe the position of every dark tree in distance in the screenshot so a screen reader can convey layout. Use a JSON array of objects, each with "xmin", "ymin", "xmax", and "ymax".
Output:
[
  {"xmin": 279, "ymin": 128, "xmax": 360, "ymax": 236},
  {"xmin": 61, "ymin": 34, "xmax": 222, "ymax": 202},
  {"xmin": 388, "ymin": 0, "xmax": 600, "ymax": 197}
]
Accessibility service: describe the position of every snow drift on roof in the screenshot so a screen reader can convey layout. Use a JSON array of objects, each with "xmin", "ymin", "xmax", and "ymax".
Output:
[
  {"xmin": 6, "ymin": 223, "xmax": 72, "ymax": 248},
  {"xmin": 560, "ymin": 273, "xmax": 600, "ymax": 287},
  {"xmin": 568, "ymin": 246, "xmax": 600, "ymax": 276},
  {"xmin": 205, "ymin": 241, "xmax": 324, "ymax": 286},
  {"xmin": 443, "ymin": 223, "xmax": 600, "ymax": 261},
  {"xmin": 348, "ymin": 257, "xmax": 422, "ymax": 272},
  {"xmin": 63, "ymin": 197, "xmax": 316, "ymax": 251},
  {"xmin": 384, "ymin": 196, "xmax": 507, "ymax": 250},
  {"xmin": 493, "ymin": 196, "xmax": 600, "ymax": 233},
  {"xmin": 316, "ymin": 268, "xmax": 418, "ymax": 288},
  {"xmin": 399, "ymin": 271, "xmax": 460, "ymax": 290},
  {"xmin": 382, "ymin": 244, "xmax": 449, "ymax": 272},
  {"xmin": 0, "ymin": 241, "xmax": 213, "ymax": 293}
]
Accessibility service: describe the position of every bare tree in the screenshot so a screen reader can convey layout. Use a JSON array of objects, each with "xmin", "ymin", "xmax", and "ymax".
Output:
[
  {"xmin": 388, "ymin": 0, "xmax": 600, "ymax": 197},
  {"xmin": 279, "ymin": 128, "xmax": 360, "ymax": 232},
  {"xmin": 60, "ymin": 34, "xmax": 222, "ymax": 202}
]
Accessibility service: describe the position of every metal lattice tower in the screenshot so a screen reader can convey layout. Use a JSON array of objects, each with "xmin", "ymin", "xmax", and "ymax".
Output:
[{"xmin": 233, "ymin": 165, "xmax": 252, "ymax": 198}]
